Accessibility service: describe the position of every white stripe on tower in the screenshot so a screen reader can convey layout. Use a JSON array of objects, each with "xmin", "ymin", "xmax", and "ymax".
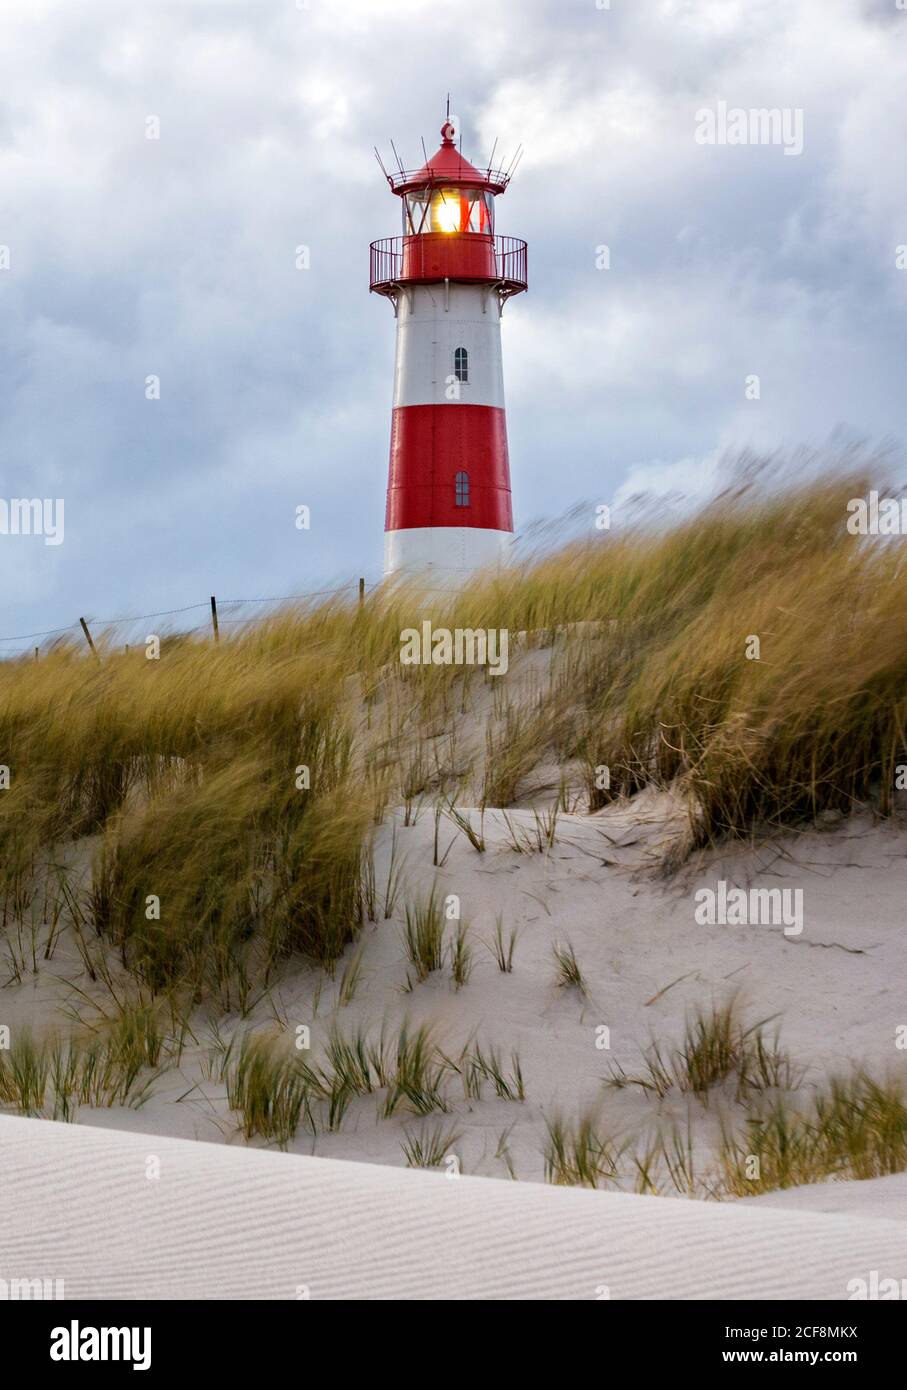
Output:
[{"xmin": 392, "ymin": 284, "xmax": 504, "ymax": 409}]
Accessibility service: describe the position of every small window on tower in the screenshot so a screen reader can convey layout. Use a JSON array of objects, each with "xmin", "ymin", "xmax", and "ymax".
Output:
[
  {"xmin": 455, "ymin": 470, "xmax": 470, "ymax": 507},
  {"xmin": 454, "ymin": 347, "xmax": 469, "ymax": 383}
]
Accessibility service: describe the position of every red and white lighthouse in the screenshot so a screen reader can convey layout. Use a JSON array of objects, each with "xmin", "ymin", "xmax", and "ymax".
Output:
[{"xmin": 371, "ymin": 116, "xmax": 527, "ymax": 579}]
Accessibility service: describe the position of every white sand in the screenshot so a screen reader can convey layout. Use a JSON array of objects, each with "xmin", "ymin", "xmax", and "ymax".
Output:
[
  {"xmin": 3, "ymin": 796, "xmax": 907, "ymax": 1296},
  {"xmin": 14, "ymin": 800, "xmax": 898, "ymax": 1173},
  {"xmin": 1, "ymin": 1112, "xmax": 905, "ymax": 1299}
]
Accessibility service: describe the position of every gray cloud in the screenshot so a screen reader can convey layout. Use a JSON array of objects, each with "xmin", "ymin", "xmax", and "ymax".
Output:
[{"xmin": 1, "ymin": 0, "xmax": 905, "ymax": 645}]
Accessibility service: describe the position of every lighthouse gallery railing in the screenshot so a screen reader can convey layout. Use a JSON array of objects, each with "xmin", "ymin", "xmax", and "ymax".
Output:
[{"xmin": 370, "ymin": 235, "xmax": 527, "ymax": 298}]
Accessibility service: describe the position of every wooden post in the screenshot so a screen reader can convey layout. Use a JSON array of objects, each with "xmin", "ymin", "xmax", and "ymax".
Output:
[
  {"xmin": 34, "ymin": 647, "xmax": 38, "ymax": 662},
  {"xmin": 210, "ymin": 595, "xmax": 220, "ymax": 644},
  {"xmin": 358, "ymin": 577, "xmax": 365, "ymax": 607},
  {"xmin": 79, "ymin": 617, "xmax": 100, "ymax": 662}
]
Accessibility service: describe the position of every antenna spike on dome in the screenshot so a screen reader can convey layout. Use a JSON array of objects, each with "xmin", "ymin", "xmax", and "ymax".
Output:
[
  {"xmin": 486, "ymin": 137, "xmax": 498, "ymax": 177},
  {"xmin": 389, "ymin": 139, "xmax": 406, "ymax": 177},
  {"xmin": 504, "ymin": 143, "xmax": 522, "ymax": 179},
  {"xmin": 373, "ymin": 146, "xmax": 391, "ymax": 183}
]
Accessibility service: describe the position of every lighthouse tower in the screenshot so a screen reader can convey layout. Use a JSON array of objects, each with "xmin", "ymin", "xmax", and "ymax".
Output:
[{"xmin": 370, "ymin": 116, "xmax": 527, "ymax": 579}]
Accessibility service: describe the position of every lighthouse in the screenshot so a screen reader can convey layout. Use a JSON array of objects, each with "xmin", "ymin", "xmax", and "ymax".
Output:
[{"xmin": 370, "ymin": 116, "xmax": 527, "ymax": 579}]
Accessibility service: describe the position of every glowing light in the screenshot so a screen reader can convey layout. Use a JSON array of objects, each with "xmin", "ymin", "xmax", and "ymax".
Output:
[{"xmin": 430, "ymin": 188, "xmax": 461, "ymax": 234}]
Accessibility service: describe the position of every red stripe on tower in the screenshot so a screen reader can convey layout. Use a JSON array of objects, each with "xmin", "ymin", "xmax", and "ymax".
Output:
[
  {"xmin": 370, "ymin": 114, "xmax": 527, "ymax": 579},
  {"xmin": 385, "ymin": 404, "xmax": 513, "ymax": 532}
]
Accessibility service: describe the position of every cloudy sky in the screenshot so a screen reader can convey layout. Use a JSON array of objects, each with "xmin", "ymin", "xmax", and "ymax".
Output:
[{"xmin": 1, "ymin": 0, "xmax": 905, "ymax": 649}]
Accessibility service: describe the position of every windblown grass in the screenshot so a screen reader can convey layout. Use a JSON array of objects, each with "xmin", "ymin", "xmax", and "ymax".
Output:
[
  {"xmin": 220, "ymin": 1017, "xmax": 528, "ymax": 1149},
  {"xmin": 545, "ymin": 1068, "xmax": 907, "ymax": 1198},
  {"xmin": 0, "ymin": 1006, "xmax": 164, "ymax": 1121},
  {"xmin": 401, "ymin": 1121, "xmax": 462, "ymax": 1169},
  {"xmin": 3, "ymin": 454, "xmax": 907, "ymax": 1026},
  {"xmin": 547, "ymin": 1010, "xmax": 907, "ymax": 1196},
  {"xmin": 719, "ymin": 1072, "xmax": 907, "ymax": 1194},
  {"xmin": 543, "ymin": 1110, "xmax": 626, "ymax": 1188},
  {"xmin": 401, "ymin": 885, "xmax": 446, "ymax": 982},
  {"xmin": 443, "ymin": 1038, "xmax": 526, "ymax": 1102},
  {"xmin": 448, "ymin": 919, "xmax": 473, "ymax": 988},
  {"xmin": 607, "ymin": 1000, "xmax": 797, "ymax": 1103},
  {"xmin": 552, "ymin": 940, "xmax": 587, "ymax": 995},
  {"xmin": 224, "ymin": 1031, "xmax": 311, "ymax": 1147},
  {"xmin": 489, "ymin": 913, "xmax": 517, "ymax": 972},
  {"xmin": 0, "ymin": 621, "xmax": 372, "ymax": 1001}
]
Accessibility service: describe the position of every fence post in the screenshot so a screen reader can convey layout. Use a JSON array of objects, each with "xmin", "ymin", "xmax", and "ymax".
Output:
[
  {"xmin": 79, "ymin": 617, "xmax": 100, "ymax": 663},
  {"xmin": 210, "ymin": 595, "xmax": 220, "ymax": 644},
  {"xmin": 359, "ymin": 577, "xmax": 365, "ymax": 607}
]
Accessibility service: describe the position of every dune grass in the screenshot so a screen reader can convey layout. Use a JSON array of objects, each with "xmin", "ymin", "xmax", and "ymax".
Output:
[
  {"xmin": 400, "ymin": 885, "xmax": 446, "ymax": 982},
  {"xmin": 3, "ymin": 458, "xmax": 907, "ymax": 1175},
  {"xmin": 448, "ymin": 919, "xmax": 473, "ymax": 989},
  {"xmin": 224, "ymin": 1030, "xmax": 312, "ymax": 1147},
  {"xmin": 217, "ymin": 1018, "xmax": 526, "ymax": 1147},
  {"xmin": 401, "ymin": 1121, "xmax": 463, "ymax": 1169},
  {"xmin": 0, "ymin": 1005, "xmax": 165, "ymax": 1121},
  {"xmin": 547, "ymin": 1004, "xmax": 906, "ymax": 1197},
  {"xmin": 5, "ymin": 467, "xmax": 902, "ymax": 925},
  {"xmin": 607, "ymin": 1000, "xmax": 798, "ymax": 1104},
  {"xmin": 719, "ymin": 1072, "xmax": 907, "ymax": 1195},
  {"xmin": 543, "ymin": 1067, "xmax": 907, "ymax": 1198},
  {"xmin": 489, "ymin": 913, "xmax": 517, "ymax": 973},
  {"xmin": 552, "ymin": 940, "xmax": 587, "ymax": 995},
  {"xmin": 544, "ymin": 1110, "xmax": 626, "ymax": 1188}
]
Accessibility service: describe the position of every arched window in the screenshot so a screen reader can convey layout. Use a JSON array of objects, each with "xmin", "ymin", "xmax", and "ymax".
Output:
[
  {"xmin": 454, "ymin": 347, "xmax": 469, "ymax": 383},
  {"xmin": 455, "ymin": 471, "xmax": 470, "ymax": 507}
]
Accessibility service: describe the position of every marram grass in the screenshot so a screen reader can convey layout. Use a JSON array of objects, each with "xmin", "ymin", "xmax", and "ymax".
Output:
[{"xmin": 2, "ymin": 460, "xmax": 907, "ymax": 1012}]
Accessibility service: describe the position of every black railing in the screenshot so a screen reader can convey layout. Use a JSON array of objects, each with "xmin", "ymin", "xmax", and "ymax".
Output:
[
  {"xmin": 495, "ymin": 236, "xmax": 528, "ymax": 295},
  {"xmin": 370, "ymin": 237, "xmax": 404, "ymax": 290}
]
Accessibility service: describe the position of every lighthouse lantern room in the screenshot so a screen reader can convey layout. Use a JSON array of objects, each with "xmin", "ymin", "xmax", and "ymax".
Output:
[{"xmin": 370, "ymin": 116, "xmax": 527, "ymax": 579}]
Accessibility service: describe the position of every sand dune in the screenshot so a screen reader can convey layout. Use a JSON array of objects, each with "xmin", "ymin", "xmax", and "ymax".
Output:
[
  {"xmin": 8, "ymin": 802, "xmax": 907, "ymax": 1184},
  {"xmin": 1, "ymin": 1112, "xmax": 905, "ymax": 1300}
]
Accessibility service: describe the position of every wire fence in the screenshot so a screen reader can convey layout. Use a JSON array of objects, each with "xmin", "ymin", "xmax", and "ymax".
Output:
[
  {"xmin": 0, "ymin": 577, "xmax": 479, "ymax": 660},
  {"xmin": 0, "ymin": 581, "xmax": 371, "ymax": 659}
]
